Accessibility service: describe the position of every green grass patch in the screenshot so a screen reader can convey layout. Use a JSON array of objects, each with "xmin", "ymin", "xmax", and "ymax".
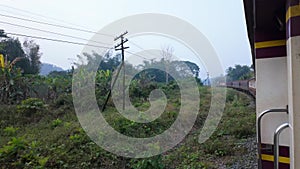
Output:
[{"xmin": 0, "ymin": 87, "xmax": 256, "ymax": 168}]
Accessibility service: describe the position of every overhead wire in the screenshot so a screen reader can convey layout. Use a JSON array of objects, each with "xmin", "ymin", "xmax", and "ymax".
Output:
[
  {"xmin": 0, "ymin": 10, "xmax": 115, "ymax": 50},
  {"xmin": 0, "ymin": 8, "xmax": 164, "ymax": 60},
  {"xmin": 125, "ymin": 51, "xmax": 152, "ymax": 61},
  {"xmin": 128, "ymin": 41, "xmax": 145, "ymax": 51},
  {"xmin": 0, "ymin": 6, "xmax": 164, "ymax": 71},
  {"xmin": 0, "ymin": 4, "xmax": 92, "ymax": 30},
  {"xmin": 6, "ymin": 32, "xmax": 112, "ymax": 49},
  {"xmin": 0, "ymin": 9, "xmax": 162, "ymax": 62},
  {"xmin": 0, "ymin": 21, "xmax": 113, "ymax": 46},
  {"xmin": 128, "ymin": 41, "xmax": 166, "ymax": 62},
  {"xmin": 0, "ymin": 13, "xmax": 114, "ymax": 37}
]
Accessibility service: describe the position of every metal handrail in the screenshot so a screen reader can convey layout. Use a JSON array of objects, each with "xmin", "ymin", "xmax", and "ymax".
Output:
[
  {"xmin": 274, "ymin": 123, "xmax": 290, "ymax": 169},
  {"xmin": 257, "ymin": 108, "xmax": 288, "ymax": 169}
]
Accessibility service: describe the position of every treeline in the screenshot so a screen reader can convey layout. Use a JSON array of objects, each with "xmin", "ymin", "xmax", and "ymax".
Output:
[
  {"xmin": 76, "ymin": 52, "xmax": 202, "ymax": 104},
  {"xmin": 78, "ymin": 51, "xmax": 201, "ymax": 83},
  {"xmin": 226, "ymin": 64, "xmax": 254, "ymax": 81},
  {"xmin": 0, "ymin": 30, "xmax": 42, "ymax": 74},
  {"xmin": 0, "ymin": 29, "xmax": 202, "ymax": 105}
]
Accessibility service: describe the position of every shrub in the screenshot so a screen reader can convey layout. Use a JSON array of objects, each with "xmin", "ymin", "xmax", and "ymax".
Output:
[
  {"xmin": 229, "ymin": 114, "xmax": 256, "ymax": 139},
  {"xmin": 3, "ymin": 126, "xmax": 19, "ymax": 136},
  {"xmin": 0, "ymin": 137, "xmax": 49, "ymax": 168},
  {"xmin": 17, "ymin": 98, "xmax": 46, "ymax": 116},
  {"xmin": 69, "ymin": 128, "xmax": 87, "ymax": 144},
  {"xmin": 131, "ymin": 155, "xmax": 165, "ymax": 169},
  {"xmin": 51, "ymin": 118, "xmax": 63, "ymax": 128},
  {"xmin": 64, "ymin": 122, "xmax": 71, "ymax": 128},
  {"xmin": 53, "ymin": 94, "xmax": 73, "ymax": 107}
]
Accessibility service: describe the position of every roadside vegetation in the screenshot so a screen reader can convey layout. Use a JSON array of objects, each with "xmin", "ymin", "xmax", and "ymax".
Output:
[
  {"xmin": 0, "ymin": 85, "xmax": 255, "ymax": 168},
  {"xmin": 0, "ymin": 30, "xmax": 255, "ymax": 168}
]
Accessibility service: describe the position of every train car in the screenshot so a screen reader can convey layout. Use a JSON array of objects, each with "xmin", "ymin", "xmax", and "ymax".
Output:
[
  {"xmin": 248, "ymin": 78, "xmax": 256, "ymax": 97},
  {"xmin": 244, "ymin": 0, "xmax": 300, "ymax": 168},
  {"xmin": 225, "ymin": 78, "xmax": 255, "ymax": 99},
  {"xmin": 232, "ymin": 81, "xmax": 240, "ymax": 89},
  {"xmin": 225, "ymin": 81, "xmax": 233, "ymax": 88},
  {"xmin": 239, "ymin": 80, "xmax": 249, "ymax": 91}
]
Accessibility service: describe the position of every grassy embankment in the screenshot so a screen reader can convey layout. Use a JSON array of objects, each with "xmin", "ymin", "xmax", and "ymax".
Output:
[{"xmin": 0, "ymin": 87, "xmax": 255, "ymax": 169}]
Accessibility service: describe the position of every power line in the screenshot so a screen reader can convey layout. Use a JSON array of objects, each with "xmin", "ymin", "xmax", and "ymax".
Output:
[
  {"xmin": 0, "ymin": 13, "xmax": 114, "ymax": 37},
  {"xmin": 0, "ymin": 4, "xmax": 92, "ymax": 30},
  {"xmin": 128, "ymin": 41, "xmax": 147, "ymax": 51},
  {"xmin": 6, "ymin": 32, "xmax": 112, "ymax": 49},
  {"xmin": 126, "ymin": 51, "xmax": 151, "ymax": 61},
  {"xmin": 0, "ymin": 6, "xmax": 166, "ymax": 62},
  {"xmin": 0, "ymin": 10, "xmax": 163, "ymax": 61},
  {"xmin": 0, "ymin": 11, "xmax": 157, "ymax": 62},
  {"xmin": 128, "ymin": 41, "xmax": 162, "ymax": 60},
  {"xmin": 0, "ymin": 21, "xmax": 112, "ymax": 46}
]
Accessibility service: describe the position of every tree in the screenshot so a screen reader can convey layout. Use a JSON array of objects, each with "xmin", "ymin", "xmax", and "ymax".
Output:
[
  {"xmin": 0, "ymin": 30, "xmax": 7, "ymax": 39},
  {"xmin": 0, "ymin": 34, "xmax": 42, "ymax": 74},
  {"xmin": 226, "ymin": 64, "xmax": 253, "ymax": 81},
  {"xmin": 0, "ymin": 38, "xmax": 30, "ymax": 73},
  {"xmin": 23, "ymin": 40, "xmax": 42, "ymax": 74},
  {"xmin": 0, "ymin": 30, "xmax": 7, "ymax": 50},
  {"xmin": 183, "ymin": 61, "xmax": 200, "ymax": 78},
  {"xmin": 161, "ymin": 46, "xmax": 173, "ymax": 84},
  {"xmin": 77, "ymin": 50, "xmax": 201, "ymax": 84},
  {"xmin": 76, "ymin": 51, "xmax": 121, "ymax": 72}
]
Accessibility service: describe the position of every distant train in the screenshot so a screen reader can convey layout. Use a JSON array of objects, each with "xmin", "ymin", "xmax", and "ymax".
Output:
[{"xmin": 224, "ymin": 78, "xmax": 256, "ymax": 98}]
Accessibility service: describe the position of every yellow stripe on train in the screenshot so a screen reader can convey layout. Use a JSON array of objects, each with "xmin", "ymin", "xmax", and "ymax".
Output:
[
  {"xmin": 261, "ymin": 154, "xmax": 290, "ymax": 164},
  {"xmin": 286, "ymin": 4, "xmax": 300, "ymax": 22},
  {"xmin": 254, "ymin": 40, "xmax": 286, "ymax": 49}
]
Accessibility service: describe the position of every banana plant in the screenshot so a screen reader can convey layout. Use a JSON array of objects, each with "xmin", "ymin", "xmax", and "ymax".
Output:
[{"xmin": 0, "ymin": 57, "xmax": 23, "ymax": 104}]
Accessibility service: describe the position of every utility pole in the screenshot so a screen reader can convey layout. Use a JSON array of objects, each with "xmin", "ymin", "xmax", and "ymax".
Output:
[
  {"xmin": 114, "ymin": 31, "xmax": 129, "ymax": 110},
  {"xmin": 206, "ymin": 72, "xmax": 211, "ymax": 86},
  {"xmin": 101, "ymin": 31, "xmax": 129, "ymax": 112}
]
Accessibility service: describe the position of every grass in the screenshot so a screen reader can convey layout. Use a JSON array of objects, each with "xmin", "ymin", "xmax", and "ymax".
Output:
[{"xmin": 0, "ymin": 87, "xmax": 256, "ymax": 168}]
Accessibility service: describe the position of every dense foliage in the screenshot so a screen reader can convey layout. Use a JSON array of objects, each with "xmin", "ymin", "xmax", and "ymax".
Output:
[
  {"xmin": 0, "ymin": 37, "xmax": 42, "ymax": 74},
  {"xmin": 0, "ymin": 34, "xmax": 256, "ymax": 168},
  {"xmin": 226, "ymin": 64, "xmax": 254, "ymax": 81}
]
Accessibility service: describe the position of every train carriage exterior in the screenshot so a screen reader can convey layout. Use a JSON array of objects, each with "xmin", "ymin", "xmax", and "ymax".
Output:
[
  {"xmin": 225, "ymin": 78, "xmax": 256, "ymax": 98},
  {"xmin": 248, "ymin": 78, "xmax": 256, "ymax": 96},
  {"xmin": 243, "ymin": 0, "xmax": 300, "ymax": 168}
]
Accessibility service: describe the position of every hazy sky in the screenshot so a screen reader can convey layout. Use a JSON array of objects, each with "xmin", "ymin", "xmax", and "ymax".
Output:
[{"xmin": 0, "ymin": 0, "xmax": 252, "ymax": 78}]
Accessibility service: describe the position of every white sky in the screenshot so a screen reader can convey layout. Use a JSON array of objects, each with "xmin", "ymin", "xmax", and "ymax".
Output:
[{"xmin": 0, "ymin": 0, "xmax": 252, "ymax": 78}]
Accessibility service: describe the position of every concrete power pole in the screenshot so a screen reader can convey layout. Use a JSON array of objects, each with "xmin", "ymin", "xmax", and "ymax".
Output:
[
  {"xmin": 101, "ymin": 31, "xmax": 129, "ymax": 112},
  {"xmin": 114, "ymin": 31, "xmax": 129, "ymax": 110}
]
